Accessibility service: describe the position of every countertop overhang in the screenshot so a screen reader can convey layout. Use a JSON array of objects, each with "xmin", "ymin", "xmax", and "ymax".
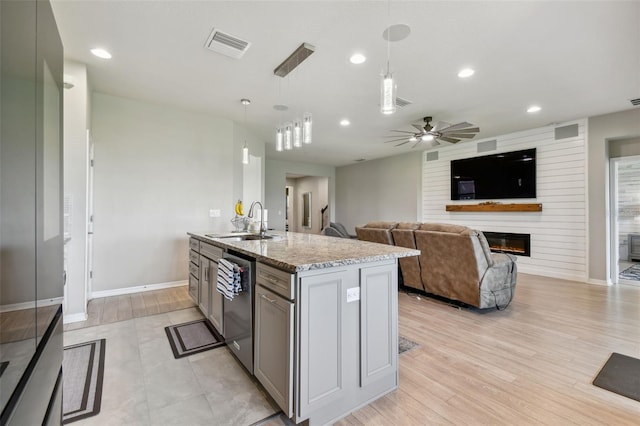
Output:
[{"xmin": 188, "ymin": 231, "xmax": 420, "ymax": 273}]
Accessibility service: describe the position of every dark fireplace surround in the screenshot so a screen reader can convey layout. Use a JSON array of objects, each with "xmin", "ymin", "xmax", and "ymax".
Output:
[{"xmin": 482, "ymin": 232, "xmax": 531, "ymax": 257}]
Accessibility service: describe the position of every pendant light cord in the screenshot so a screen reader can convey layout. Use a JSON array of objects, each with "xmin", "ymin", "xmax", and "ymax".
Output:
[{"xmin": 386, "ymin": 0, "xmax": 391, "ymax": 74}]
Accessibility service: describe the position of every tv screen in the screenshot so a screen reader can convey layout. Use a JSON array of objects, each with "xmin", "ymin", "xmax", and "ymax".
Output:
[{"xmin": 451, "ymin": 148, "xmax": 536, "ymax": 200}]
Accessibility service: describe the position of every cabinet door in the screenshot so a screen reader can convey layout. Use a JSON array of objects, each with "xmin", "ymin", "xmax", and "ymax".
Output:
[
  {"xmin": 199, "ymin": 256, "xmax": 210, "ymax": 316},
  {"xmin": 254, "ymin": 285, "xmax": 293, "ymax": 417},
  {"xmin": 298, "ymin": 270, "xmax": 349, "ymax": 418},
  {"xmin": 209, "ymin": 261, "xmax": 224, "ymax": 335},
  {"xmin": 360, "ymin": 263, "xmax": 398, "ymax": 387},
  {"xmin": 188, "ymin": 273, "xmax": 198, "ymax": 304}
]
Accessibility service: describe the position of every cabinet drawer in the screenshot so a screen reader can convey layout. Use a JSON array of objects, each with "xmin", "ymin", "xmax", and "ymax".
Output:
[
  {"xmin": 189, "ymin": 237, "xmax": 200, "ymax": 252},
  {"xmin": 257, "ymin": 263, "xmax": 294, "ymax": 300},
  {"xmin": 189, "ymin": 249, "xmax": 199, "ymax": 265},
  {"xmin": 189, "ymin": 261, "xmax": 199, "ymax": 277},
  {"xmin": 201, "ymin": 242, "xmax": 223, "ymax": 261}
]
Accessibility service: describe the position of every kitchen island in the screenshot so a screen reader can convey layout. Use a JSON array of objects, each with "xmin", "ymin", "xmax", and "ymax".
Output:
[{"xmin": 187, "ymin": 231, "xmax": 419, "ymax": 425}]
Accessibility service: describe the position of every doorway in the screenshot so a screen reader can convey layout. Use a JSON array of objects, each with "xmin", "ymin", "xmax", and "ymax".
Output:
[
  {"xmin": 609, "ymin": 155, "xmax": 640, "ymax": 286},
  {"xmin": 285, "ymin": 174, "xmax": 329, "ymax": 234}
]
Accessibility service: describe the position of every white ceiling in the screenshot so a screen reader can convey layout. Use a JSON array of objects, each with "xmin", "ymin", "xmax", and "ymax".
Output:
[{"xmin": 51, "ymin": 1, "xmax": 640, "ymax": 167}]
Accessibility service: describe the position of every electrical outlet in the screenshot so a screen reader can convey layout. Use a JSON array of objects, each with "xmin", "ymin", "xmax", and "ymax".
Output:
[
  {"xmin": 209, "ymin": 209, "xmax": 221, "ymax": 217},
  {"xmin": 346, "ymin": 287, "xmax": 360, "ymax": 303}
]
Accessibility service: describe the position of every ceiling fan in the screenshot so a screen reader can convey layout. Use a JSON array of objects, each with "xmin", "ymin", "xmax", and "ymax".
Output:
[{"xmin": 385, "ymin": 116, "xmax": 480, "ymax": 149}]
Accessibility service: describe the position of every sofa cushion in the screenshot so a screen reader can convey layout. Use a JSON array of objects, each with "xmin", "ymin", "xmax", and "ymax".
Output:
[
  {"xmin": 330, "ymin": 222, "xmax": 350, "ymax": 237},
  {"xmin": 395, "ymin": 222, "xmax": 421, "ymax": 230},
  {"xmin": 364, "ymin": 221, "xmax": 398, "ymax": 230},
  {"xmin": 418, "ymin": 223, "xmax": 471, "ymax": 234}
]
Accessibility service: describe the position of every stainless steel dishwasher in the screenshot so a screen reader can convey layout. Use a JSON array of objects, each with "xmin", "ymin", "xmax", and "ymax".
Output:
[{"xmin": 221, "ymin": 250, "xmax": 255, "ymax": 374}]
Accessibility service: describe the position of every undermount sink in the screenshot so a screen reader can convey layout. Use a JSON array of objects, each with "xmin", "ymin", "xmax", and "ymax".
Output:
[{"xmin": 209, "ymin": 234, "xmax": 275, "ymax": 241}]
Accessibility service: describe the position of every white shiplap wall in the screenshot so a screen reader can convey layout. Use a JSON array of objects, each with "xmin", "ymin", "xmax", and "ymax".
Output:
[{"xmin": 422, "ymin": 120, "xmax": 588, "ymax": 281}]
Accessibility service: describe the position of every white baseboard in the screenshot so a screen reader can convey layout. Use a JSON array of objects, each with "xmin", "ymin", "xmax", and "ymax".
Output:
[
  {"xmin": 90, "ymin": 280, "xmax": 187, "ymax": 299},
  {"xmin": 517, "ymin": 265, "xmax": 588, "ymax": 283},
  {"xmin": 63, "ymin": 312, "xmax": 88, "ymax": 324},
  {"xmin": 586, "ymin": 278, "xmax": 611, "ymax": 286}
]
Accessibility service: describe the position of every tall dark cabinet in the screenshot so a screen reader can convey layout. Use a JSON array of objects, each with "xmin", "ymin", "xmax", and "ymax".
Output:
[{"xmin": 1, "ymin": 0, "xmax": 64, "ymax": 424}]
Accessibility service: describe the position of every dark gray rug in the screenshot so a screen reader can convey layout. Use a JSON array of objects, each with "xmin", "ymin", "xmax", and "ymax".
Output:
[
  {"xmin": 399, "ymin": 335, "xmax": 419, "ymax": 354},
  {"xmin": 619, "ymin": 264, "xmax": 640, "ymax": 280},
  {"xmin": 63, "ymin": 339, "xmax": 106, "ymax": 424},
  {"xmin": 165, "ymin": 319, "xmax": 224, "ymax": 359},
  {"xmin": 593, "ymin": 352, "xmax": 640, "ymax": 402}
]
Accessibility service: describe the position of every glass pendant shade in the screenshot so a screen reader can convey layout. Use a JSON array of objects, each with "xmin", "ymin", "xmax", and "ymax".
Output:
[
  {"xmin": 276, "ymin": 128, "xmax": 283, "ymax": 152},
  {"xmin": 303, "ymin": 113, "xmax": 312, "ymax": 144},
  {"xmin": 284, "ymin": 122, "xmax": 293, "ymax": 150},
  {"xmin": 380, "ymin": 72, "xmax": 396, "ymax": 115},
  {"xmin": 293, "ymin": 120, "xmax": 302, "ymax": 148},
  {"xmin": 242, "ymin": 144, "xmax": 249, "ymax": 164}
]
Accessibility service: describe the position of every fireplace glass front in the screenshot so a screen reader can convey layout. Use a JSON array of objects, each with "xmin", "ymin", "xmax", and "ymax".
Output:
[{"xmin": 482, "ymin": 232, "xmax": 531, "ymax": 257}]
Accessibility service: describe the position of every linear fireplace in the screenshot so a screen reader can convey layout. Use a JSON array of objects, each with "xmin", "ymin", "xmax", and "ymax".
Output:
[{"xmin": 482, "ymin": 232, "xmax": 531, "ymax": 257}]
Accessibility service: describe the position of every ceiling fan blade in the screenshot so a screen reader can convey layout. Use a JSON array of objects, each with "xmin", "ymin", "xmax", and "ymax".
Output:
[
  {"xmin": 411, "ymin": 124, "xmax": 425, "ymax": 132},
  {"xmin": 441, "ymin": 126, "xmax": 479, "ymax": 134},
  {"xmin": 411, "ymin": 139, "xmax": 422, "ymax": 149},
  {"xmin": 444, "ymin": 133, "xmax": 478, "ymax": 139},
  {"xmin": 395, "ymin": 140, "xmax": 411, "ymax": 146},
  {"xmin": 431, "ymin": 121, "xmax": 451, "ymax": 132},
  {"xmin": 390, "ymin": 130, "xmax": 418, "ymax": 134},
  {"xmin": 384, "ymin": 138, "xmax": 410, "ymax": 143},
  {"xmin": 439, "ymin": 122, "xmax": 474, "ymax": 132},
  {"xmin": 438, "ymin": 136, "xmax": 461, "ymax": 144}
]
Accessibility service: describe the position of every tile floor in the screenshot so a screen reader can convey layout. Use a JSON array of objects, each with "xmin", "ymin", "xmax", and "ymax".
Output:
[{"xmin": 64, "ymin": 307, "xmax": 278, "ymax": 426}]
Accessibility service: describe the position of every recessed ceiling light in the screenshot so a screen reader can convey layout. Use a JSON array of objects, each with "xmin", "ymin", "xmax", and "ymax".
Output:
[
  {"xmin": 90, "ymin": 48, "xmax": 112, "ymax": 59},
  {"xmin": 340, "ymin": 119, "xmax": 351, "ymax": 126},
  {"xmin": 458, "ymin": 68, "xmax": 475, "ymax": 78},
  {"xmin": 349, "ymin": 53, "xmax": 366, "ymax": 64},
  {"xmin": 527, "ymin": 105, "xmax": 542, "ymax": 113}
]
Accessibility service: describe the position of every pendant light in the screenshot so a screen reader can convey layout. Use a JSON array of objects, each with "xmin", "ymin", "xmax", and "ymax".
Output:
[
  {"xmin": 303, "ymin": 113, "xmax": 312, "ymax": 144},
  {"xmin": 381, "ymin": 0, "xmax": 396, "ymax": 115},
  {"xmin": 293, "ymin": 119, "xmax": 302, "ymax": 148},
  {"xmin": 276, "ymin": 127, "xmax": 284, "ymax": 152},
  {"xmin": 241, "ymin": 99, "xmax": 250, "ymax": 164},
  {"xmin": 283, "ymin": 122, "xmax": 293, "ymax": 150}
]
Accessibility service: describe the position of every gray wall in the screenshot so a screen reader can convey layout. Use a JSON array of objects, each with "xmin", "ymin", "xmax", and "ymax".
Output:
[
  {"xmin": 265, "ymin": 160, "xmax": 335, "ymax": 231},
  {"xmin": 335, "ymin": 151, "xmax": 422, "ymax": 234},
  {"xmin": 289, "ymin": 176, "xmax": 329, "ymax": 234},
  {"xmin": 609, "ymin": 136, "xmax": 640, "ymax": 158},
  {"xmin": 588, "ymin": 108, "xmax": 640, "ymax": 282},
  {"xmin": 62, "ymin": 60, "xmax": 89, "ymax": 318},
  {"xmin": 91, "ymin": 93, "xmax": 240, "ymax": 292}
]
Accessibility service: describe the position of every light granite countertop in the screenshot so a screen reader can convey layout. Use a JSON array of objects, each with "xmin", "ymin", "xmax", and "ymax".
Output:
[{"xmin": 188, "ymin": 231, "xmax": 419, "ymax": 273}]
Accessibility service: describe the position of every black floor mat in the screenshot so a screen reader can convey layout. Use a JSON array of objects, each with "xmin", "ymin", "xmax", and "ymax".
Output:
[{"xmin": 593, "ymin": 352, "xmax": 640, "ymax": 402}]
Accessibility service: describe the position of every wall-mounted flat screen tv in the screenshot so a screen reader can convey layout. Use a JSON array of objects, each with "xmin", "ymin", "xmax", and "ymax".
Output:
[{"xmin": 451, "ymin": 148, "xmax": 536, "ymax": 200}]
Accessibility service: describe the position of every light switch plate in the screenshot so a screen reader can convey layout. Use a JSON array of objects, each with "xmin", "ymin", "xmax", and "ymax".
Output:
[
  {"xmin": 346, "ymin": 287, "xmax": 360, "ymax": 303},
  {"xmin": 209, "ymin": 209, "xmax": 221, "ymax": 217}
]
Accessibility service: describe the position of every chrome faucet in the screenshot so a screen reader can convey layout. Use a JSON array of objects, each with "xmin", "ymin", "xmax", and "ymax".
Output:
[{"xmin": 247, "ymin": 201, "xmax": 267, "ymax": 237}]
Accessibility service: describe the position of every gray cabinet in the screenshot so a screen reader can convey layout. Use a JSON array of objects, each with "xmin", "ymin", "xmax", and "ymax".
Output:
[
  {"xmin": 199, "ymin": 256, "xmax": 211, "ymax": 317},
  {"xmin": 254, "ymin": 284, "xmax": 293, "ymax": 417},
  {"xmin": 208, "ymin": 261, "xmax": 223, "ymax": 335},
  {"xmin": 189, "ymin": 239, "xmax": 224, "ymax": 334},
  {"xmin": 296, "ymin": 260, "xmax": 398, "ymax": 425}
]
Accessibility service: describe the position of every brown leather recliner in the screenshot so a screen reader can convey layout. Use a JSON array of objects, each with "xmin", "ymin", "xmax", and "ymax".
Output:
[
  {"xmin": 414, "ymin": 223, "xmax": 517, "ymax": 309},
  {"xmin": 354, "ymin": 221, "xmax": 397, "ymax": 245},
  {"xmin": 391, "ymin": 222, "xmax": 423, "ymax": 292}
]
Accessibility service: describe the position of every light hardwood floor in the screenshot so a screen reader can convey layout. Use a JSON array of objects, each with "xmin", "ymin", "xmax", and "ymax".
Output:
[
  {"xmin": 336, "ymin": 273, "xmax": 640, "ymax": 425},
  {"xmin": 64, "ymin": 275, "xmax": 640, "ymax": 424},
  {"xmin": 63, "ymin": 285, "xmax": 195, "ymax": 331}
]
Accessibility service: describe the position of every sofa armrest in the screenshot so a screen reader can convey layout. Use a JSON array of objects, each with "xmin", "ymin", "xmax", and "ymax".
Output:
[{"xmin": 479, "ymin": 253, "xmax": 517, "ymax": 309}]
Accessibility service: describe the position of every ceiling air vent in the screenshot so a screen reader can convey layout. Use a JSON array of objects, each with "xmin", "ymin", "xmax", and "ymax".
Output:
[
  {"xmin": 205, "ymin": 28, "xmax": 251, "ymax": 59},
  {"xmin": 395, "ymin": 97, "xmax": 412, "ymax": 108},
  {"xmin": 631, "ymin": 98, "xmax": 640, "ymax": 106}
]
